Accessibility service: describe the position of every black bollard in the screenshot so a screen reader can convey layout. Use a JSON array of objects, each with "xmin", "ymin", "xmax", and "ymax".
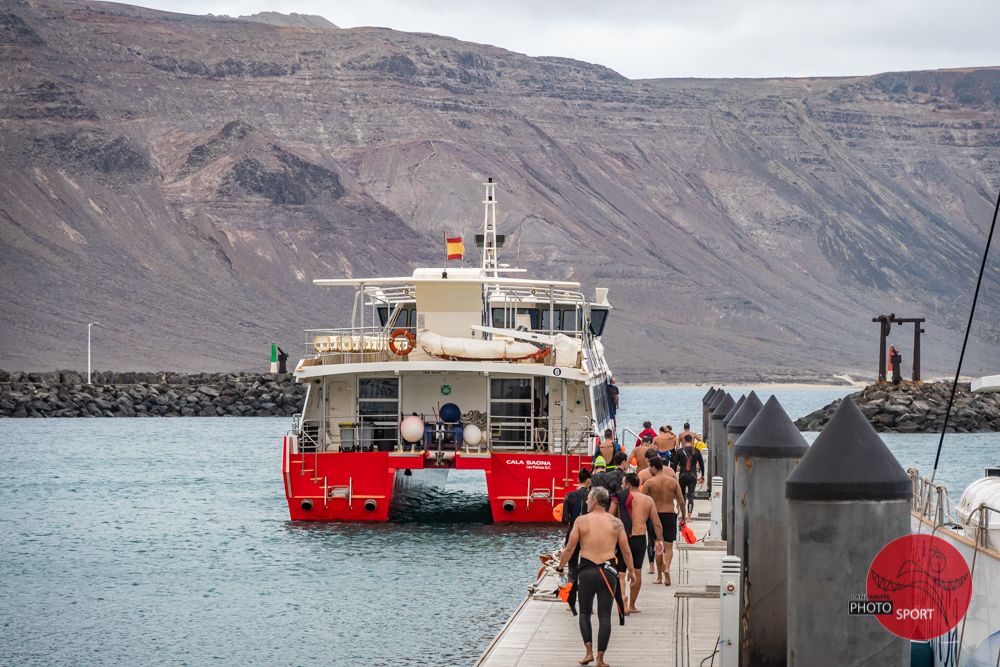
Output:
[
  {"xmin": 733, "ymin": 395, "xmax": 806, "ymax": 665},
  {"xmin": 724, "ymin": 391, "xmax": 761, "ymax": 556},
  {"xmin": 709, "ymin": 392, "xmax": 736, "ymax": 539},
  {"xmin": 786, "ymin": 398, "xmax": 912, "ymax": 667},
  {"xmin": 706, "ymin": 389, "xmax": 727, "ymax": 478},
  {"xmin": 723, "ymin": 394, "xmax": 746, "ymax": 433},
  {"xmin": 702, "ymin": 387, "xmax": 718, "ymax": 489},
  {"xmin": 722, "ymin": 393, "xmax": 746, "ymax": 547}
]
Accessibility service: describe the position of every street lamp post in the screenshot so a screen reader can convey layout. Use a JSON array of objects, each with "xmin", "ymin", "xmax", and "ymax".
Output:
[{"xmin": 87, "ymin": 322, "xmax": 99, "ymax": 384}]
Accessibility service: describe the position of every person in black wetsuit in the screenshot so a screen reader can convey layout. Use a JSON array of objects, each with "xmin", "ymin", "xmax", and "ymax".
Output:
[
  {"xmin": 556, "ymin": 486, "xmax": 634, "ymax": 667},
  {"xmin": 561, "ymin": 468, "xmax": 592, "ymax": 584},
  {"xmin": 673, "ymin": 434, "xmax": 704, "ymax": 515}
]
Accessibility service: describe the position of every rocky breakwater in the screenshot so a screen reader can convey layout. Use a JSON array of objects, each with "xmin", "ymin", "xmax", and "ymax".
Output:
[
  {"xmin": 795, "ymin": 382, "xmax": 1000, "ymax": 433},
  {"xmin": 0, "ymin": 370, "xmax": 306, "ymax": 418}
]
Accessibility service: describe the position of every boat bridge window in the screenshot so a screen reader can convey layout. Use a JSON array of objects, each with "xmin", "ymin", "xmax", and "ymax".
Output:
[
  {"xmin": 589, "ymin": 308, "xmax": 609, "ymax": 336},
  {"xmin": 377, "ymin": 305, "xmax": 416, "ymax": 330},
  {"xmin": 540, "ymin": 307, "xmax": 580, "ymax": 333},
  {"xmin": 492, "ymin": 306, "xmax": 581, "ymax": 334},
  {"xmin": 491, "ymin": 308, "xmax": 540, "ymax": 330}
]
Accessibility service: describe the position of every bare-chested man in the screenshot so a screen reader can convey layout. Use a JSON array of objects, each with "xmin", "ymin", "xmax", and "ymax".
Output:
[
  {"xmin": 632, "ymin": 434, "xmax": 653, "ymax": 471},
  {"xmin": 637, "ymin": 449, "xmax": 660, "ymax": 573},
  {"xmin": 557, "ymin": 486, "xmax": 635, "ymax": 667},
  {"xmin": 678, "ymin": 422, "xmax": 701, "ymax": 446},
  {"xmin": 595, "ymin": 428, "xmax": 616, "ymax": 464},
  {"xmin": 617, "ymin": 473, "xmax": 663, "ymax": 613},
  {"xmin": 640, "ymin": 457, "xmax": 688, "ymax": 585},
  {"xmin": 652, "ymin": 426, "xmax": 677, "ymax": 460}
]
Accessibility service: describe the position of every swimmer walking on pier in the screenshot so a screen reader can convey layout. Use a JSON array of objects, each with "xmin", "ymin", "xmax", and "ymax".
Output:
[
  {"xmin": 557, "ymin": 486, "xmax": 635, "ymax": 667},
  {"xmin": 641, "ymin": 458, "xmax": 688, "ymax": 585}
]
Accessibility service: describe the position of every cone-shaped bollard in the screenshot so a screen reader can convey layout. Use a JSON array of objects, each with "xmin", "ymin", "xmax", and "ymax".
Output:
[
  {"xmin": 702, "ymin": 387, "xmax": 718, "ymax": 490},
  {"xmin": 723, "ymin": 394, "xmax": 746, "ymax": 432},
  {"xmin": 707, "ymin": 389, "xmax": 725, "ymax": 449},
  {"xmin": 721, "ymin": 393, "xmax": 746, "ymax": 547},
  {"xmin": 725, "ymin": 391, "xmax": 762, "ymax": 555},
  {"xmin": 786, "ymin": 398, "xmax": 911, "ymax": 667},
  {"xmin": 702, "ymin": 387, "xmax": 717, "ymax": 444},
  {"xmin": 709, "ymin": 392, "xmax": 736, "ymax": 539},
  {"xmin": 708, "ymin": 391, "xmax": 733, "ymax": 480},
  {"xmin": 733, "ymin": 395, "xmax": 806, "ymax": 665}
]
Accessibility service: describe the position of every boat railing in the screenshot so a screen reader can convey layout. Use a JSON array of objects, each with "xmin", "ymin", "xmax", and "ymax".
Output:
[
  {"xmin": 302, "ymin": 326, "xmax": 400, "ymax": 366},
  {"xmin": 292, "ymin": 414, "xmax": 594, "ymax": 455},
  {"xmin": 293, "ymin": 413, "xmax": 400, "ymax": 453},
  {"xmin": 908, "ymin": 468, "xmax": 956, "ymax": 526},
  {"xmin": 300, "ymin": 325, "xmax": 588, "ymax": 369},
  {"xmin": 964, "ymin": 502, "xmax": 1000, "ymax": 551}
]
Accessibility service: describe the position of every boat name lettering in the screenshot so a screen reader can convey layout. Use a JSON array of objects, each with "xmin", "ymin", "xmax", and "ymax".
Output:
[{"xmin": 506, "ymin": 459, "xmax": 553, "ymax": 469}]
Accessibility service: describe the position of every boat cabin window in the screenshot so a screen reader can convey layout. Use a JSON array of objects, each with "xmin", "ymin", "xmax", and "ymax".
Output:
[
  {"xmin": 357, "ymin": 378, "xmax": 399, "ymax": 452},
  {"xmin": 377, "ymin": 305, "xmax": 416, "ymax": 330},
  {"xmin": 490, "ymin": 378, "xmax": 533, "ymax": 448},
  {"xmin": 589, "ymin": 308, "xmax": 609, "ymax": 336}
]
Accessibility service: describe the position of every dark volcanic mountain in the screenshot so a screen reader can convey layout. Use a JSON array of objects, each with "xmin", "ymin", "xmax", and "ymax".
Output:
[{"xmin": 1, "ymin": 0, "xmax": 998, "ymax": 382}]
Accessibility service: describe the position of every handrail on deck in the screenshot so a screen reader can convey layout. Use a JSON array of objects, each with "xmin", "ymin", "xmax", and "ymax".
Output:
[{"xmin": 291, "ymin": 414, "xmax": 594, "ymax": 455}]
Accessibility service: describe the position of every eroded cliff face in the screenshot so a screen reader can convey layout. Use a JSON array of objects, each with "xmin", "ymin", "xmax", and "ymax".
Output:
[{"xmin": 1, "ymin": 0, "xmax": 998, "ymax": 381}]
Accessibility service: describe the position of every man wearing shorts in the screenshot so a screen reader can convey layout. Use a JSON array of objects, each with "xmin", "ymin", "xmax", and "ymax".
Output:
[
  {"xmin": 617, "ymin": 473, "xmax": 662, "ymax": 613},
  {"xmin": 640, "ymin": 457, "xmax": 687, "ymax": 585}
]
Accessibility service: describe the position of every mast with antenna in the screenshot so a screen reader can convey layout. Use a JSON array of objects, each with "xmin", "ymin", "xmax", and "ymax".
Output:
[{"xmin": 481, "ymin": 177, "xmax": 499, "ymax": 277}]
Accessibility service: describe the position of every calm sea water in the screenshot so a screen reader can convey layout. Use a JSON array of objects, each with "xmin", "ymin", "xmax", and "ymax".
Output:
[{"xmin": 1, "ymin": 386, "xmax": 995, "ymax": 666}]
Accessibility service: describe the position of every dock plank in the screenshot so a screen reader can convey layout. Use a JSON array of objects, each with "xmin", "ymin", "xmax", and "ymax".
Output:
[{"xmin": 478, "ymin": 498, "xmax": 722, "ymax": 667}]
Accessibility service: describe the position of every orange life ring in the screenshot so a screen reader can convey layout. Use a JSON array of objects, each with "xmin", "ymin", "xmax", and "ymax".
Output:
[{"xmin": 388, "ymin": 329, "xmax": 416, "ymax": 356}]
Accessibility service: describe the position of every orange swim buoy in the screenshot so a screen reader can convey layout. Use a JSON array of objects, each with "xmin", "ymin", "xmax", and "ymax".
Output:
[
  {"xmin": 552, "ymin": 502, "xmax": 564, "ymax": 522},
  {"xmin": 388, "ymin": 329, "xmax": 416, "ymax": 356}
]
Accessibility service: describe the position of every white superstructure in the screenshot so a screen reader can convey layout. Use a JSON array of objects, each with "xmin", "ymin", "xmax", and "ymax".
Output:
[{"xmin": 291, "ymin": 179, "xmax": 618, "ymax": 459}]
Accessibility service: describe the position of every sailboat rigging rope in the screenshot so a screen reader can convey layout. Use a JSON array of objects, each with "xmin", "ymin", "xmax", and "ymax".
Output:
[{"xmin": 928, "ymin": 185, "xmax": 999, "ymax": 488}]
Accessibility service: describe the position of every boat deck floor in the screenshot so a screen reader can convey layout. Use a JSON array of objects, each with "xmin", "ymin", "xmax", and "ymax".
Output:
[{"xmin": 478, "ymin": 497, "xmax": 723, "ymax": 667}]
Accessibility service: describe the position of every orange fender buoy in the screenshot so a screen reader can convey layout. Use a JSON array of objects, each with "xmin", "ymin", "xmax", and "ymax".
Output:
[{"xmin": 552, "ymin": 502, "xmax": 564, "ymax": 522}]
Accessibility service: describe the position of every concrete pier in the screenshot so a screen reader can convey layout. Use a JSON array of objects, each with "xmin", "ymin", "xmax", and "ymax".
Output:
[{"xmin": 478, "ymin": 498, "xmax": 724, "ymax": 666}]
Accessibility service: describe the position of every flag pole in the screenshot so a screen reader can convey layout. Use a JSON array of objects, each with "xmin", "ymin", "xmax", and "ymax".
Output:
[{"xmin": 442, "ymin": 231, "xmax": 448, "ymax": 279}]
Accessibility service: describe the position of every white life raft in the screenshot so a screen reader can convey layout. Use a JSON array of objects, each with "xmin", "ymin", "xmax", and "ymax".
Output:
[{"xmin": 417, "ymin": 329, "xmax": 547, "ymax": 361}]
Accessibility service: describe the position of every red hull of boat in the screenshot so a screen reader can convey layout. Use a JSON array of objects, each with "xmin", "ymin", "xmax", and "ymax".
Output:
[{"xmin": 283, "ymin": 437, "xmax": 589, "ymax": 523}]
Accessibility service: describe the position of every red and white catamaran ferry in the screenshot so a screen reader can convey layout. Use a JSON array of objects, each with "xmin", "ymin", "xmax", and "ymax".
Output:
[{"xmin": 282, "ymin": 179, "xmax": 617, "ymax": 522}]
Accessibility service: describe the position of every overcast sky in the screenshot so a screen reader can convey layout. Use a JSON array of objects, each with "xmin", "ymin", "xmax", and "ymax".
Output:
[{"xmin": 132, "ymin": 0, "xmax": 999, "ymax": 79}]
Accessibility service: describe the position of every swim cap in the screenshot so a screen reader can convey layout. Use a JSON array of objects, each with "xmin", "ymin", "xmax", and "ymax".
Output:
[
  {"xmin": 594, "ymin": 455, "xmax": 607, "ymax": 468},
  {"xmin": 642, "ymin": 434, "xmax": 653, "ymax": 443}
]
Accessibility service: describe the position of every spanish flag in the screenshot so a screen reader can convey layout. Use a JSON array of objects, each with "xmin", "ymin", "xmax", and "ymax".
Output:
[{"xmin": 446, "ymin": 236, "xmax": 464, "ymax": 260}]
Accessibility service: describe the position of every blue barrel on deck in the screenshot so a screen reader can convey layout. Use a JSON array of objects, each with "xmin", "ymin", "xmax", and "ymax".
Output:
[{"xmin": 440, "ymin": 403, "xmax": 461, "ymax": 423}]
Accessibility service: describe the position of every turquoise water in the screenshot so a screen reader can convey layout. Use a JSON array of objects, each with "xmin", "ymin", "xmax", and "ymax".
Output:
[{"xmin": 0, "ymin": 387, "xmax": 995, "ymax": 665}]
